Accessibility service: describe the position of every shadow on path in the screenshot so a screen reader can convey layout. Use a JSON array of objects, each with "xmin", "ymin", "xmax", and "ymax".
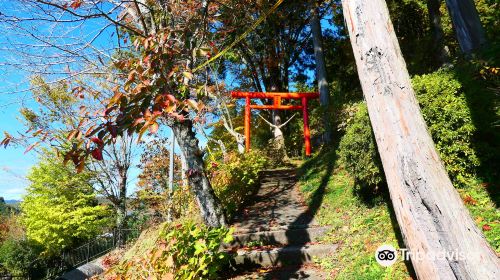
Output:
[{"xmin": 273, "ymin": 149, "xmax": 336, "ymax": 279}]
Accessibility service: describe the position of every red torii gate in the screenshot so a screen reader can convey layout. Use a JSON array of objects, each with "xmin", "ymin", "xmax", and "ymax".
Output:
[{"xmin": 231, "ymin": 91, "xmax": 319, "ymax": 156}]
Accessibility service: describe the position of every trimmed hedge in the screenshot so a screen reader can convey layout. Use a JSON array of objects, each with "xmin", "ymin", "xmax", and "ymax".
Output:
[
  {"xmin": 340, "ymin": 69, "xmax": 480, "ymax": 191},
  {"xmin": 338, "ymin": 103, "xmax": 384, "ymax": 194},
  {"xmin": 413, "ymin": 69, "xmax": 479, "ymax": 185}
]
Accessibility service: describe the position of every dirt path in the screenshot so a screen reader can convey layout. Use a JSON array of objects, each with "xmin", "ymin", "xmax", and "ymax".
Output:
[{"xmin": 231, "ymin": 169, "xmax": 318, "ymax": 232}]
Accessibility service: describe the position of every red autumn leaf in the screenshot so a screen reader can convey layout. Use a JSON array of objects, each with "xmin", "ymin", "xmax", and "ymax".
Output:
[
  {"xmin": 91, "ymin": 148, "xmax": 103, "ymax": 160},
  {"xmin": 127, "ymin": 70, "xmax": 136, "ymax": 82},
  {"xmin": 25, "ymin": 142, "xmax": 40, "ymax": 154},
  {"xmin": 160, "ymin": 97, "xmax": 170, "ymax": 107},
  {"xmin": 1, "ymin": 138, "xmax": 10, "ymax": 148},
  {"xmin": 108, "ymin": 125, "xmax": 118, "ymax": 138},
  {"xmin": 166, "ymin": 94, "xmax": 177, "ymax": 103},
  {"xmin": 133, "ymin": 118, "xmax": 145, "ymax": 127},
  {"xmin": 85, "ymin": 125, "xmax": 96, "ymax": 137},
  {"xmin": 463, "ymin": 195, "xmax": 477, "ymax": 205},
  {"xmin": 32, "ymin": 129, "xmax": 44, "ymax": 137},
  {"xmin": 104, "ymin": 106, "xmax": 116, "ymax": 116},
  {"xmin": 482, "ymin": 224, "xmax": 492, "ymax": 231},
  {"xmin": 167, "ymin": 69, "xmax": 175, "ymax": 79},
  {"xmin": 91, "ymin": 137, "xmax": 104, "ymax": 146},
  {"xmin": 143, "ymin": 55, "xmax": 151, "ymax": 64},
  {"xmin": 67, "ymin": 130, "xmax": 79, "ymax": 141},
  {"xmin": 76, "ymin": 158, "xmax": 85, "ymax": 173},
  {"xmin": 70, "ymin": 0, "xmax": 82, "ymax": 10}
]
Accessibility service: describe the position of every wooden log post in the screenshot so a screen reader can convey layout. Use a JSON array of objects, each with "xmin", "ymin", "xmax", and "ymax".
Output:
[
  {"xmin": 302, "ymin": 97, "xmax": 311, "ymax": 156},
  {"xmin": 244, "ymin": 96, "xmax": 251, "ymax": 152},
  {"xmin": 341, "ymin": 0, "xmax": 500, "ymax": 279},
  {"xmin": 310, "ymin": 2, "xmax": 331, "ymax": 142},
  {"xmin": 445, "ymin": 0, "xmax": 487, "ymax": 55}
]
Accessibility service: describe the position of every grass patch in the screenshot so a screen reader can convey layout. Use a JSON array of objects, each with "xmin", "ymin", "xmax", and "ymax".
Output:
[
  {"xmin": 297, "ymin": 149, "xmax": 412, "ymax": 279},
  {"xmin": 297, "ymin": 148, "xmax": 500, "ymax": 279},
  {"xmin": 456, "ymin": 180, "xmax": 499, "ymax": 252}
]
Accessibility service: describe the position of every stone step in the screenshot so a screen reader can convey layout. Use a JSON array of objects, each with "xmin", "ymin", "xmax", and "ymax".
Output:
[
  {"xmin": 224, "ymin": 226, "xmax": 331, "ymax": 249},
  {"xmin": 228, "ymin": 266, "xmax": 329, "ymax": 280},
  {"xmin": 230, "ymin": 243, "xmax": 338, "ymax": 268}
]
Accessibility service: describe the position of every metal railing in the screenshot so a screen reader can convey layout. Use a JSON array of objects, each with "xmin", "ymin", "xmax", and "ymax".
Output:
[
  {"xmin": 0, "ymin": 228, "xmax": 140, "ymax": 280},
  {"xmin": 61, "ymin": 228, "xmax": 140, "ymax": 268}
]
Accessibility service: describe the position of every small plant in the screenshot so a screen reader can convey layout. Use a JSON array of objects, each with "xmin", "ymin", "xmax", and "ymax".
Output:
[
  {"xmin": 245, "ymin": 240, "xmax": 264, "ymax": 248},
  {"xmin": 209, "ymin": 150, "xmax": 268, "ymax": 218},
  {"xmin": 106, "ymin": 221, "xmax": 233, "ymax": 280}
]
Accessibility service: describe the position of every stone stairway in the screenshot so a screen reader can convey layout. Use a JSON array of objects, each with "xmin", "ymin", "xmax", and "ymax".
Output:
[{"xmin": 225, "ymin": 169, "xmax": 336, "ymax": 279}]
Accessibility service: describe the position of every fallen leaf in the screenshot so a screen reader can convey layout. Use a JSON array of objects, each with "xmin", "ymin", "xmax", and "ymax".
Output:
[{"xmin": 463, "ymin": 195, "xmax": 477, "ymax": 205}]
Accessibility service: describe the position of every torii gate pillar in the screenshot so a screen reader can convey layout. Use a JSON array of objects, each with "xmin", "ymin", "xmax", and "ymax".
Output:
[{"xmin": 232, "ymin": 91, "xmax": 319, "ymax": 156}]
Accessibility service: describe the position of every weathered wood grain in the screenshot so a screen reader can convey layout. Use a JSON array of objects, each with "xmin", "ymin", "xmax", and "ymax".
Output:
[{"xmin": 341, "ymin": 0, "xmax": 500, "ymax": 278}]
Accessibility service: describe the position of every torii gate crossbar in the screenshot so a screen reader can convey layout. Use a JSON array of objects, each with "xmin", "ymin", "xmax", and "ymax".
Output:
[{"xmin": 231, "ymin": 91, "xmax": 319, "ymax": 156}]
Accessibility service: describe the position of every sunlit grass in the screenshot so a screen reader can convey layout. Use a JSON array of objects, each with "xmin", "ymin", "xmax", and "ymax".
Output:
[
  {"xmin": 298, "ymin": 148, "xmax": 499, "ymax": 279},
  {"xmin": 298, "ymin": 149, "xmax": 412, "ymax": 279}
]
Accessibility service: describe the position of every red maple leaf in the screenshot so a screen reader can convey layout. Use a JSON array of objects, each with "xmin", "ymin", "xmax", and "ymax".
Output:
[
  {"xmin": 91, "ymin": 148, "xmax": 103, "ymax": 160},
  {"xmin": 482, "ymin": 224, "xmax": 492, "ymax": 231}
]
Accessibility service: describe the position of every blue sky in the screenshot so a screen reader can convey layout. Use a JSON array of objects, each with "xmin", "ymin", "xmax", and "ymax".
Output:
[
  {"xmin": 0, "ymin": 40, "xmax": 37, "ymax": 200},
  {"xmin": 0, "ymin": 2, "xmax": 330, "ymax": 200},
  {"xmin": 0, "ymin": 1, "xmax": 135, "ymax": 200}
]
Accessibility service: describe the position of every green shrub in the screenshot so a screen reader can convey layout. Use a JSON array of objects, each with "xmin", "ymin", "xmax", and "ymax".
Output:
[
  {"xmin": 158, "ymin": 222, "xmax": 233, "ymax": 279},
  {"xmin": 0, "ymin": 238, "xmax": 43, "ymax": 277},
  {"xmin": 107, "ymin": 222, "xmax": 233, "ymax": 280},
  {"xmin": 339, "ymin": 103, "xmax": 384, "ymax": 195},
  {"xmin": 413, "ymin": 69, "xmax": 480, "ymax": 186},
  {"xmin": 209, "ymin": 150, "xmax": 268, "ymax": 218},
  {"xmin": 340, "ymin": 69, "xmax": 480, "ymax": 190}
]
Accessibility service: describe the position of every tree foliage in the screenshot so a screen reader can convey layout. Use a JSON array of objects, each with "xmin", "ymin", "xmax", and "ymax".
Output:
[
  {"xmin": 340, "ymin": 68, "xmax": 492, "ymax": 193},
  {"xmin": 21, "ymin": 151, "xmax": 112, "ymax": 255},
  {"xmin": 135, "ymin": 137, "xmax": 184, "ymax": 221},
  {"xmin": 11, "ymin": 76, "xmax": 137, "ymax": 233}
]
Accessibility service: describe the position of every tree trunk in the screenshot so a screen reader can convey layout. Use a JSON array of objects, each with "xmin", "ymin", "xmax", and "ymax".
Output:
[
  {"xmin": 341, "ymin": 0, "xmax": 500, "ymax": 279},
  {"xmin": 172, "ymin": 119, "xmax": 227, "ymax": 227},
  {"xmin": 310, "ymin": 3, "xmax": 331, "ymax": 142},
  {"xmin": 167, "ymin": 129, "xmax": 175, "ymax": 222},
  {"xmin": 426, "ymin": 0, "xmax": 449, "ymax": 65},
  {"xmin": 180, "ymin": 147, "xmax": 188, "ymax": 187},
  {"xmin": 116, "ymin": 170, "xmax": 127, "ymax": 246},
  {"xmin": 444, "ymin": 0, "xmax": 486, "ymax": 55}
]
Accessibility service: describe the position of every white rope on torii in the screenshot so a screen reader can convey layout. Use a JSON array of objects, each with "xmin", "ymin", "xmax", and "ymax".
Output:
[
  {"xmin": 256, "ymin": 112, "xmax": 298, "ymax": 130},
  {"xmin": 257, "ymin": 112, "xmax": 298, "ymax": 158}
]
